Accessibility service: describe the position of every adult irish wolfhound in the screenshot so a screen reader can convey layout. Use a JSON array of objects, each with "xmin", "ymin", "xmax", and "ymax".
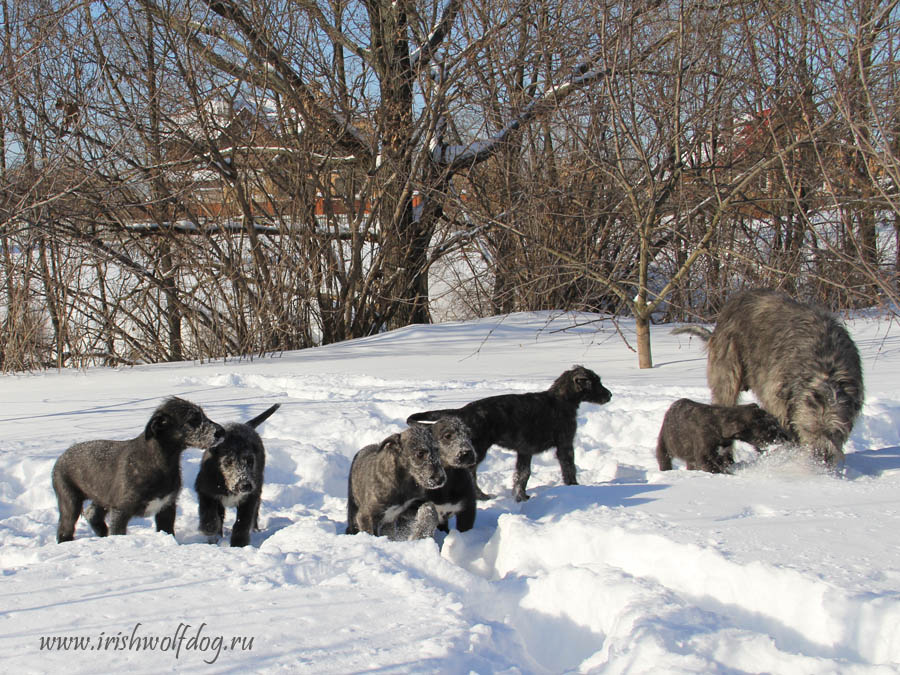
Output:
[{"xmin": 674, "ymin": 289, "xmax": 863, "ymax": 466}]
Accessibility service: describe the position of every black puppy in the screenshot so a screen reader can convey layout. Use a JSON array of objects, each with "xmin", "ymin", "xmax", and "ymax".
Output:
[
  {"xmin": 52, "ymin": 397, "xmax": 224, "ymax": 543},
  {"xmin": 195, "ymin": 403, "xmax": 280, "ymax": 547},
  {"xmin": 407, "ymin": 366, "xmax": 612, "ymax": 502},
  {"xmin": 656, "ymin": 398, "xmax": 791, "ymax": 473},
  {"xmin": 346, "ymin": 425, "xmax": 446, "ymax": 539}
]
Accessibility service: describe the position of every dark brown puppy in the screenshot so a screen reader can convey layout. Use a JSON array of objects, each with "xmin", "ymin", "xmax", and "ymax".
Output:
[
  {"xmin": 52, "ymin": 397, "xmax": 224, "ymax": 542},
  {"xmin": 656, "ymin": 398, "xmax": 791, "ymax": 472},
  {"xmin": 407, "ymin": 366, "xmax": 612, "ymax": 502},
  {"xmin": 195, "ymin": 403, "xmax": 279, "ymax": 547},
  {"xmin": 674, "ymin": 289, "xmax": 863, "ymax": 466}
]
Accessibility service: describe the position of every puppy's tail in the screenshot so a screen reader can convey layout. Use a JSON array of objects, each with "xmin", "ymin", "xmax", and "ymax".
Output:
[
  {"xmin": 671, "ymin": 325, "xmax": 713, "ymax": 342},
  {"xmin": 406, "ymin": 409, "xmax": 455, "ymax": 425},
  {"xmin": 246, "ymin": 403, "xmax": 281, "ymax": 428}
]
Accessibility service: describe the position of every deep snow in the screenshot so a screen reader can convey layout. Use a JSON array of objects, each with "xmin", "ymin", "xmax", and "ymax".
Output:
[{"xmin": 1, "ymin": 311, "xmax": 899, "ymax": 674}]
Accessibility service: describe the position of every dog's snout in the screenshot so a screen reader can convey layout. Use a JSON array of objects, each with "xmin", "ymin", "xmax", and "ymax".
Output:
[
  {"xmin": 236, "ymin": 479, "xmax": 253, "ymax": 493},
  {"xmin": 428, "ymin": 467, "xmax": 447, "ymax": 489},
  {"xmin": 457, "ymin": 450, "xmax": 476, "ymax": 467}
]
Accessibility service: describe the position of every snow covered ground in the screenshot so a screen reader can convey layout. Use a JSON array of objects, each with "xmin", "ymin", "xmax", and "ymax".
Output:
[{"xmin": 1, "ymin": 311, "xmax": 899, "ymax": 674}]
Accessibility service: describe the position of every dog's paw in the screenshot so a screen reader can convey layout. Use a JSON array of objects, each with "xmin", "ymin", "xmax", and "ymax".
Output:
[{"xmin": 409, "ymin": 503, "xmax": 439, "ymax": 541}]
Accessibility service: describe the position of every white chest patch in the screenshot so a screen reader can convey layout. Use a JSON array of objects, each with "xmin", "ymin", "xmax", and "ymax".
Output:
[
  {"xmin": 218, "ymin": 493, "xmax": 247, "ymax": 508},
  {"xmin": 435, "ymin": 501, "xmax": 464, "ymax": 519},
  {"xmin": 142, "ymin": 492, "xmax": 177, "ymax": 517},
  {"xmin": 381, "ymin": 498, "xmax": 419, "ymax": 525}
]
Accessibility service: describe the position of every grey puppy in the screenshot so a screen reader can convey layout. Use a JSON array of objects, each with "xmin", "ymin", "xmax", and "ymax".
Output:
[
  {"xmin": 195, "ymin": 403, "xmax": 280, "ymax": 547},
  {"xmin": 674, "ymin": 289, "xmax": 864, "ymax": 466},
  {"xmin": 52, "ymin": 397, "xmax": 224, "ymax": 543},
  {"xmin": 656, "ymin": 398, "xmax": 791, "ymax": 473},
  {"xmin": 346, "ymin": 425, "xmax": 446, "ymax": 540},
  {"xmin": 407, "ymin": 365, "xmax": 612, "ymax": 502}
]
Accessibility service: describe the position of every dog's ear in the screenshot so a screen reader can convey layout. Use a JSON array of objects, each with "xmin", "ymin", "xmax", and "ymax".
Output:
[
  {"xmin": 145, "ymin": 412, "xmax": 171, "ymax": 440},
  {"xmin": 574, "ymin": 374, "xmax": 592, "ymax": 391},
  {"xmin": 379, "ymin": 434, "xmax": 402, "ymax": 453}
]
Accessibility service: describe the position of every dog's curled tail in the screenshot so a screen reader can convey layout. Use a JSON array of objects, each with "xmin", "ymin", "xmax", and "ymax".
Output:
[
  {"xmin": 246, "ymin": 403, "xmax": 281, "ymax": 428},
  {"xmin": 671, "ymin": 325, "xmax": 713, "ymax": 342}
]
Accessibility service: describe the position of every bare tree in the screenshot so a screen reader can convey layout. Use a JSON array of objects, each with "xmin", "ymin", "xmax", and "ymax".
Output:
[{"xmin": 2, "ymin": 0, "xmax": 897, "ymax": 372}]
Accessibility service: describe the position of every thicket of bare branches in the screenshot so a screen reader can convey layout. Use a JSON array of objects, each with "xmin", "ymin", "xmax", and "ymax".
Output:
[{"xmin": 1, "ymin": 0, "xmax": 898, "ymax": 371}]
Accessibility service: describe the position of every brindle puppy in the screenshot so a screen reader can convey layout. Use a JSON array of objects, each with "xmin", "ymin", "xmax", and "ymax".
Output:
[
  {"xmin": 656, "ymin": 398, "xmax": 791, "ymax": 473},
  {"xmin": 346, "ymin": 425, "xmax": 446, "ymax": 540}
]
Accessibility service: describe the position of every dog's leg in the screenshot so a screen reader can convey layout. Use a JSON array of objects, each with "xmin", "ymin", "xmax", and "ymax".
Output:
[
  {"xmin": 85, "ymin": 504, "xmax": 109, "ymax": 537},
  {"xmin": 198, "ymin": 493, "xmax": 224, "ymax": 542},
  {"xmin": 555, "ymin": 443, "xmax": 578, "ymax": 486},
  {"xmin": 455, "ymin": 500, "xmax": 476, "ymax": 532},
  {"xmin": 709, "ymin": 341, "xmax": 743, "ymax": 406},
  {"xmin": 54, "ymin": 487, "xmax": 83, "ymax": 543},
  {"xmin": 155, "ymin": 503, "xmax": 177, "ymax": 535},
  {"xmin": 355, "ymin": 509, "xmax": 378, "ymax": 536},
  {"xmin": 345, "ymin": 497, "xmax": 359, "ymax": 535},
  {"xmin": 715, "ymin": 442, "xmax": 736, "ymax": 472},
  {"xmin": 108, "ymin": 509, "xmax": 131, "ymax": 535},
  {"xmin": 512, "ymin": 453, "xmax": 533, "ymax": 502},
  {"xmin": 699, "ymin": 449, "xmax": 723, "ymax": 473},
  {"xmin": 346, "ymin": 476, "xmax": 359, "ymax": 534},
  {"xmin": 656, "ymin": 437, "xmax": 673, "ymax": 471},
  {"xmin": 252, "ymin": 498, "xmax": 262, "ymax": 531},
  {"xmin": 230, "ymin": 497, "xmax": 257, "ymax": 547}
]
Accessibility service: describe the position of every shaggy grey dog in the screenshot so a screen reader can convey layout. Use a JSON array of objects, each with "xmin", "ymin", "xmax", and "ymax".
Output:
[
  {"xmin": 406, "ymin": 365, "xmax": 612, "ymax": 502},
  {"xmin": 656, "ymin": 398, "xmax": 791, "ymax": 473},
  {"xmin": 52, "ymin": 397, "xmax": 224, "ymax": 543},
  {"xmin": 195, "ymin": 403, "xmax": 280, "ymax": 547},
  {"xmin": 411, "ymin": 416, "xmax": 478, "ymax": 533},
  {"xmin": 345, "ymin": 425, "xmax": 446, "ymax": 540},
  {"xmin": 674, "ymin": 289, "xmax": 863, "ymax": 465}
]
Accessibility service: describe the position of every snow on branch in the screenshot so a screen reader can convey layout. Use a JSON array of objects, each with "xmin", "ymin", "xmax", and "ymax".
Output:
[
  {"xmin": 410, "ymin": 0, "xmax": 462, "ymax": 73},
  {"xmin": 431, "ymin": 28, "xmax": 678, "ymax": 173},
  {"xmin": 431, "ymin": 64, "xmax": 610, "ymax": 172}
]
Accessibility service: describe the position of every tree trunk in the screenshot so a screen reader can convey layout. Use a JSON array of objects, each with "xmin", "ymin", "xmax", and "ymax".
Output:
[
  {"xmin": 368, "ymin": 0, "xmax": 432, "ymax": 330},
  {"xmin": 636, "ymin": 312, "xmax": 653, "ymax": 369}
]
